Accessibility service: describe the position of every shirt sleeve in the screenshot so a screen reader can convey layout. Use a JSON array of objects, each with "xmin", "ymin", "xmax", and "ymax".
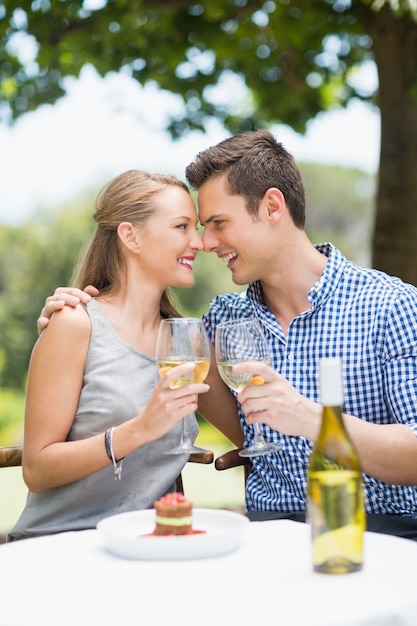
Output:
[{"xmin": 381, "ymin": 285, "xmax": 417, "ymax": 434}]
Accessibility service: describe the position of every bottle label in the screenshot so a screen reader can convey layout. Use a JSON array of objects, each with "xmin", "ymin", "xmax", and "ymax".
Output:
[{"xmin": 308, "ymin": 469, "xmax": 364, "ymax": 574}]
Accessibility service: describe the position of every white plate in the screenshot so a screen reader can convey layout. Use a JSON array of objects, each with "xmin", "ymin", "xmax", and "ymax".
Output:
[{"xmin": 97, "ymin": 508, "xmax": 249, "ymax": 560}]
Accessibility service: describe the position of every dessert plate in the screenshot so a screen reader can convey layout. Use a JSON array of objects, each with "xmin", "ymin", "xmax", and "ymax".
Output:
[{"xmin": 97, "ymin": 508, "xmax": 249, "ymax": 560}]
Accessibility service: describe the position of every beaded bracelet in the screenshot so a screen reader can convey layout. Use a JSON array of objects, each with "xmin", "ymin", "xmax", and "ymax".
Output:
[{"xmin": 104, "ymin": 427, "xmax": 124, "ymax": 480}]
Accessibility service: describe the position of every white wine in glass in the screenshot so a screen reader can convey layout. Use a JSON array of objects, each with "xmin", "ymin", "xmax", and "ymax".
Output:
[
  {"xmin": 215, "ymin": 318, "xmax": 281, "ymax": 457},
  {"xmin": 156, "ymin": 317, "xmax": 210, "ymax": 454},
  {"xmin": 157, "ymin": 357, "xmax": 210, "ymax": 387},
  {"xmin": 216, "ymin": 360, "xmax": 270, "ymax": 393}
]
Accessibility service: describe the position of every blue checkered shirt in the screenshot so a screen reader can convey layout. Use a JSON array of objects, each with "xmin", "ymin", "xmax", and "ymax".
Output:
[{"xmin": 202, "ymin": 243, "xmax": 417, "ymax": 514}]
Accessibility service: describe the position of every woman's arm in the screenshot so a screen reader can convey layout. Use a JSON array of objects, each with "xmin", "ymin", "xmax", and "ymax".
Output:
[
  {"xmin": 24, "ymin": 304, "xmax": 103, "ymax": 491},
  {"xmin": 36, "ymin": 289, "xmax": 243, "ymax": 448},
  {"xmin": 24, "ymin": 305, "xmax": 210, "ymax": 492}
]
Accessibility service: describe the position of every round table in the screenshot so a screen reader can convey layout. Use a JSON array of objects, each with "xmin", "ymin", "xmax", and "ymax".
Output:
[{"xmin": 1, "ymin": 518, "xmax": 417, "ymax": 626}]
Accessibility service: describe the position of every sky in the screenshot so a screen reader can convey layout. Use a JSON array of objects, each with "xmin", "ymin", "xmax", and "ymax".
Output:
[{"xmin": 0, "ymin": 65, "xmax": 380, "ymax": 226}]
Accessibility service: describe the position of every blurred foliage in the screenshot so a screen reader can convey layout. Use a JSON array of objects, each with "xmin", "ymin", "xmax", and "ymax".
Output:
[
  {"xmin": 1, "ymin": 0, "xmax": 379, "ymax": 133},
  {"xmin": 0, "ymin": 162, "xmax": 374, "ymax": 393},
  {"xmin": 301, "ymin": 162, "xmax": 375, "ymax": 266},
  {"xmin": 0, "ymin": 388, "xmax": 24, "ymax": 444},
  {"xmin": 0, "ymin": 193, "xmax": 94, "ymax": 389},
  {"xmin": 1, "ymin": 1, "xmax": 416, "ymax": 282}
]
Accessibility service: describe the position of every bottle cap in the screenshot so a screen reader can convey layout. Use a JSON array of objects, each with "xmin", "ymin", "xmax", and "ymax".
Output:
[{"xmin": 319, "ymin": 357, "xmax": 344, "ymax": 406}]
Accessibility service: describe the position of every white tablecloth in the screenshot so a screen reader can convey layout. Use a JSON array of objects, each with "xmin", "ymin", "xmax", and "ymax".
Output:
[{"xmin": 1, "ymin": 519, "xmax": 417, "ymax": 626}]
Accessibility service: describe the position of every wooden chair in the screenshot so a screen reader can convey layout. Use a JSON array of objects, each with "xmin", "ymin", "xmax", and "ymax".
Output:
[
  {"xmin": 0, "ymin": 445, "xmax": 213, "ymax": 543},
  {"xmin": 0, "ymin": 445, "xmax": 214, "ymax": 492},
  {"xmin": 215, "ymin": 448, "xmax": 252, "ymax": 486},
  {"xmin": 0, "ymin": 446, "xmax": 23, "ymax": 468}
]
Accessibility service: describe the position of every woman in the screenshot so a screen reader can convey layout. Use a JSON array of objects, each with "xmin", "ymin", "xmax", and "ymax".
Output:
[{"xmin": 9, "ymin": 170, "xmax": 241, "ymax": 541}]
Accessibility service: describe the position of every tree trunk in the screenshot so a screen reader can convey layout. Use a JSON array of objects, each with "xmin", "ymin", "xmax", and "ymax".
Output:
[{"xmin": 362, "ymin": 5, "xmax": 417, "ymax": 285}]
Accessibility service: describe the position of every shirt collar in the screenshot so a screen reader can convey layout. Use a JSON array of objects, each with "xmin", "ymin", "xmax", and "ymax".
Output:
[
  {"xmin": 308, "ymin": 243, "xmax": 347, "ymax": 309},
  {"xmin": 246, "ymin": 242, "xmax": 347, "ymax": 311}
]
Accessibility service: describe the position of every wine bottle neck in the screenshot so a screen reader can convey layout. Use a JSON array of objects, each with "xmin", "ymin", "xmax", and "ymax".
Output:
[
  {"xmin": 321, "ymin": 404, "xmax": 346, "ymax": 430},
  {"xmin": 319, "ymin": 358, "xmax": 343, "ymax": 406}
]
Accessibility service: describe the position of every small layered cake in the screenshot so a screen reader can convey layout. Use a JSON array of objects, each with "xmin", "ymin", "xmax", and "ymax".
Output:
[{"xmin": 153, "ymin": 492, "xmax": 193, "ymax": 536}]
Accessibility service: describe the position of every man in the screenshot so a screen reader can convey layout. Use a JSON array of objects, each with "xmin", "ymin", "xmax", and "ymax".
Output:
[
  {"xmin": 40, "ymin": 130, "xmax": 417, "ymax": 530},
  {"xmin": 186, "ymin": 129, "xmax": 417, "ymax": 515}
]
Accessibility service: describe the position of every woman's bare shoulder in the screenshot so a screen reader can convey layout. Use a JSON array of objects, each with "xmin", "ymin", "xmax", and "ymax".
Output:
[{"xmin": 40, "ymin": 303, "xmax": 91, "ymax": 342}]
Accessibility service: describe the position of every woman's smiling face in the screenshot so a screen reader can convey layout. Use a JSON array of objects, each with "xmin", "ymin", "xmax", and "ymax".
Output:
[{"xmin": 137, "ymin": 184, "xmax": 203, "ymax": 289}]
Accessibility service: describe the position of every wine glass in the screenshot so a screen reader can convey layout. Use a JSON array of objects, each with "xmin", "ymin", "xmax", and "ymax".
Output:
[
  {"xmin": 156, "ymin": 317, "xmax": 211, "ymax": 455},
  {"xmin": 215, "ymin": 318, "xmax": 281, "ymax": 457}
]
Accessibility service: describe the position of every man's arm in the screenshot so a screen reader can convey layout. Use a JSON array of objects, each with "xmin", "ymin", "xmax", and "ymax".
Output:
[
  {"xmin": 342, "ymin": 413, "xmax": 417, "ymax": 485},
  {"xmin": 198, "ymin": 342, "xmax": 244, "ymax": 448},
  {"xmin": 235, "ymin": 361, "xmax": 417, "ymax": 486}
]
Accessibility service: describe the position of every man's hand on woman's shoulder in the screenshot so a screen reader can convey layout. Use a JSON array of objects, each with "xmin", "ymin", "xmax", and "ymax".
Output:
[{"xmin": 37, "ymin": 286, "xmax": 99, "ymax": 335}]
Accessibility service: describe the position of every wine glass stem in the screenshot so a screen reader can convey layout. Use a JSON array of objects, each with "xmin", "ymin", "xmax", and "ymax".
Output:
[
  {"xmin": 180, "ymin": 415, "xmax": 192, "ymax": 445},
  {"xmin": 253, "ymin": 422, "xmax": 265, "ymax": 443}
]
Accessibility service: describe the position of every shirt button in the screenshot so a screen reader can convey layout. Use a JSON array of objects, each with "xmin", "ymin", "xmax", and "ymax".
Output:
[{"xmin": 288, "ymin": 353, "xmax": 295, "ymax": 362}]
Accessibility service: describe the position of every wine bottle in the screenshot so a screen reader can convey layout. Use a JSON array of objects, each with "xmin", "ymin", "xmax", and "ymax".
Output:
[{"xmin": 307, "ymin": 357, "xmax": 365, "ymax": 574}]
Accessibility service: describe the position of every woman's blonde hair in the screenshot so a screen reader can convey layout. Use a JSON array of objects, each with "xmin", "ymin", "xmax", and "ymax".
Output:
[{"xmin": 72, "ymin": 170, "xmax": 189, "ymax": 318}]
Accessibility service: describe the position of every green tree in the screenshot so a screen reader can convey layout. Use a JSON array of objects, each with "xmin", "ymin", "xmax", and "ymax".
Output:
[
  {"xmin": 0, "ymin": 0, "xmax": 417, "ymax": 283},
  {"xmin": 1, "ymin": 1, "xmax": 416, "ymax": 282}
]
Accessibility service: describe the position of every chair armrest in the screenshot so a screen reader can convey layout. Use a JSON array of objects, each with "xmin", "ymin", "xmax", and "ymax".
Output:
[
  {"xmin": 188, "ymin": 450, "xmax": 214, "ymax": 465},
  {"xmin": 0, "ymin": 447, "xmax": 214, "ymax": 468},
  {"xmin": 175, "ymin": 449, "xmax": 213, "ymax": 493},
  {"xmin": 0, "ymin": 446, "xmax": 23, "ymax": 468},
  {"xmin": 215, "ymin": 448, "xmax": 252, "ymax": 471}
]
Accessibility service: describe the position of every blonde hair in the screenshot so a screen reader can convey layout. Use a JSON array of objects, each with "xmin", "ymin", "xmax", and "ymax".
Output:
[{"xmin": 72, "ymin": 170, "xmax": 189, "ymax": 318}]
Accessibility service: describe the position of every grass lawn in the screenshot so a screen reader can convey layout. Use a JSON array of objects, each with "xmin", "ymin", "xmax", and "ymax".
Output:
[{"xmin": 0, "ymin": 421, "xmax": 245, "ymax": 539}]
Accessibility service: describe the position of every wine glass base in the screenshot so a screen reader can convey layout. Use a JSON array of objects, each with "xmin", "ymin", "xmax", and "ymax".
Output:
[
  {"xmin": 238, "ymin": 442, "xmax": 281, "ymax": 458},
  {"xmin": 168, "ymin": 444, "xmax": 211, "ymax": 456}
]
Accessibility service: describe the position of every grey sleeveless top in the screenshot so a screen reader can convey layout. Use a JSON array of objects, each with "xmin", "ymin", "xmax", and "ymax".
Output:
[{"xmin": 9, "ymin": 299, "xmax": 198, "ymax": 541}]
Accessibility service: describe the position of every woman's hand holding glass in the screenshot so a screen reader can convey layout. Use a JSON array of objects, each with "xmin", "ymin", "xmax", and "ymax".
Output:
[
  {"xmin": 156, "ymin": 317, "xmax": 211, "ymax": 454},
  {"xmin": 140, "ymin": 360, "xmax": 208, "ymax": 445}
]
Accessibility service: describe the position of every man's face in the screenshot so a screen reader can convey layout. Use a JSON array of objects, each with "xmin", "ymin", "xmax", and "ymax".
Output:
[{"xmin": 197, "ymin": 175, "xmax": 268, "ymax": 286}]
